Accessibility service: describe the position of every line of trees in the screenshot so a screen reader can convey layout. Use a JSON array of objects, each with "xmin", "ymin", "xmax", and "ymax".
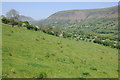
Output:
[
  {"xmin": 93, "ymin": 38, "xmax": 120, "ymax": 49},
  {"xmin": 1, "ymin": 9, "xmax": 39, "ymax": 30},
  {"xmin": 2, "ymin": 16, "xmax": 38, "ymax": 30}
]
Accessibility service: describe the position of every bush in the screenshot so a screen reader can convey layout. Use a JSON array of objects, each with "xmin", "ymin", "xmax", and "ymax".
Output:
[
  {"xmin": 102, "ymin": 40, "xmax": 114, "ymax": 47},
  {"xmin": 26, "ymin": 24, "xmax": 35, "ymax": 30},
  {"xmin": 9, "ymin": 19, "xmax": 18, "ymax": 27},
  {"xmin": 90, "ymin": 67, "xmax": 97, "ymax": 71},
  {"xmin": 17, "ymin": 21, "xmax": 23, "ymax": 27},
  {"xmin": 63, "ymin": 33, "xmax": 72, "ymax": 38},
  {"xmin": 2, "ymin": 17, "xmax": 10, "ymax": 24},
  {"xmin": 115, "ymin": 44, "xmax": 120, "ymax": 49},
  {"xmin": 89, "ymin": 39, "xmax": 92, "ymax": 42},
  {"xmin": 93, "ymin": 38, "xmax": 102, "ymax": 44},
  {"xmin": 23, "ymin": 21, "xmax": 29, "ymax": 24},
  {"xmin": 36, "ymin": 72, "xmax": 47, "ymax": 79},
  {"xmin": 82, "ymin": 72, "xmax": 90, "ymax": 76}
]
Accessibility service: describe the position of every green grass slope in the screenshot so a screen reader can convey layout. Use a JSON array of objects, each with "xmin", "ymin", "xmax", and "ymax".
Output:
[{"xmin": 2, "ymin": 24, "xmax": 118, "ymax": 78}]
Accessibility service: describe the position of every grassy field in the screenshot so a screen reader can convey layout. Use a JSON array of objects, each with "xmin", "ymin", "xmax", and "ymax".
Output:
[{"xmin": 2, "ymin": 24, "xmax": 118, "ymax": 78}]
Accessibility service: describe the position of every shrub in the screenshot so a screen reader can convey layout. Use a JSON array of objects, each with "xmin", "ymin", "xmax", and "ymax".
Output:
[
  {"xmin": 36, "ymin": 72, "xmax": 47, "ymax": 79},
  {"xmin": 9, "ymin": 53, "xmax": 12, "ymax": 56},
  {"xmin": 89, "ymin": 39, "xmax": 92, "ymax": 42},
  {"xmin": 60, "ymin": 45, "xmax": 63, "ymax": 48},
  {"xmin": 93, "ymin": 38, "xmax": 102, "ymax": 44},
  {"xmin": 26, "ymin": 24, "xmax": 35, "ymax": 30},
  {"xmin": 9, "ymin": 18, "xmax": 18, "ymax": 27},
  {"xmin": 23, "ymin": 21, "xmax": 29, "ymax": 24},
  {"xmin": 90, "ymin": 67, "xmax": 97, "ymax": 71},
  {"xmin": 82, "ymin": 72, "xmax": 90, "ymax": 76},
  {"xmin": 2, "ymin": 17, "xmax": 10, "ymax": 24},
  {"xmin": 45, "ymin": 53, "xmax": 50, "ymax": 58},
  {"xmin": 51, "ymin": 53, "xmax": 55, "ymax": 56},
  {"xmin": 35, "ymin": 39, "xmax": 39, "ymax": 41},
  {"xmin": 63, "ymin": 33, "xmax": 72, "ymax": 38},
  {"xmin": 100, "ymin": 57, "xmax": 103, "ymax": 60},
  {"xmin": 60, "ymin": 50, "xmax": 63, "ymax": 53},
  {"xmin": 17, "ymin": 21, "xmax": 23, "ymax": 27},
  {"xmin": 42, "ymin": 37, "xmax": 45, "ymax": 40}
]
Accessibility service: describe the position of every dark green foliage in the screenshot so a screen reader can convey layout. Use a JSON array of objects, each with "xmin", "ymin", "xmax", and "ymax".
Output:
[
  {"xmin": 42, "ymin": 37, "xmax": 45, "ymax": 40},
  {"xmin": 93, "ymin": 38, "xmax": 102, "ymax": 44},
  {"xmin": 60, "ymin": 50, "xmax": 63, "ymax": 53},
  {"xmin": 35, "ymin": 39, "xmax": 39, "ymax": 41},
  {"xmin": 12, "ymin": 71, "xmax": 16, "ymax": 74},
  {"xmin": 26, "ymin": 24, "xmax": 35, "ymax": 30},
  {"xmin": 100, "ymin": 57, "xmax": 103, "ymax": 60},
  {"xmin": 1, "ymin": 16, "xmax": 32, "ymax": 28},
  {"xmin": 90, "ymin": 67, "xmax": 97, "ymax": 71},
  {"xmin": 102, "ymin": 40, "xmax": 114, "ymax": 47},
  {"xmin": 17, "ymin": 21, "xmax": 23, "ymax": 27},
  {"xmin": 51, "ymin": 53, "xmax": 55, "ymax": 56},
  {"xmin": 9, "ymin": 53, "xmax": 12, "ymax": 56},
  {"xmin": 23, "ymin": 21, "xmax": 29, "ymax": 24},
  {"xmin": 8, "ymin": 18, "xmax": 18, "ymax": 27},
  {"xmin": 93, "ymin": 38, "xmax": 117, "ymax": 48},
  {"xmin": 34, "ymin": 27, "xmax": 39, "ymax": 31},
  {"xmin": 63, "ymin": 33, "xmax": 72, "ymax": 38},
  {"xmin": 45, "ymin": 53, "xmax": 50, "ymax": 58},
  {"xmin": 115, "ymin": 44, "xmax": 120, "ymax": 49},
  {"xmin": 7, "ymin": 34, "xmax": 12, "ymax": 36},
  {"xmin": 2, "ymin": 17, "xmax": 10, "ymax": 24},
  {"xmin": 36, "ymin": 72, "xmax": 47, "ymax": 79},
  {"xmin": 11, "ymin": 31, "xmax": 14, "ymax": 33},
  {"xmin": 89, "ymin": 39, "xmax": 92, "ymax": 42},
  {"xmin": 82, "ymin": 72, "xmax": 90, "ymax": 76}
]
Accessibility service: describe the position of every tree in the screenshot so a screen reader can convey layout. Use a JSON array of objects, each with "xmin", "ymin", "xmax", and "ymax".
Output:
[
  {"xmin": 6, "ymin": 9, "xmax": 20, "ymax": 22},
  {"xmin": 26, "ymin": 24, "xmax": 35, "ymax": 30},
  {"xmin": 93, "ymin": 38, "xmax": 102, "ymax": 44},
  {"xmin": 53, "ymin": 26, "xmax": 61, "ymax": 36},
  {"xmin": 45, "ymin": 26, "xmax": 53, "ymax": 34},
  {"xmin": 1, "ymin": 17, "xmax": 10, "ymax": 24},
  {"xmin": 6, "ymin": 9, "xmax": 20, "ymax": 27},
  {"xmin": 9, "ymin": 18, "xmax": 18, "ymax": 27}
]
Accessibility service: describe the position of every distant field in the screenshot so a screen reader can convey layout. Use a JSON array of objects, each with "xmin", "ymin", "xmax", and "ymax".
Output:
[{"xmin": 2, "ymin": 24, "xmax": 118, "ymax": 78}]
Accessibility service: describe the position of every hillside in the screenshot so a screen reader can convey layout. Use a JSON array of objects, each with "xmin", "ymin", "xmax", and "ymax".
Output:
[
  {"xmin": 36, "ymin": 6, "xmax": 118, "ymax": 45},
  {"xmin": 19, "ymin": 15, "xmax": 34, "ymax": 21},
  {"xmin": 47, "ymin": 6, "xmax": 118, "ymax": 21},
  {"xmin": 38, "ymin": 6, "xmax": 118, "ymax": 27},
  {"xmin": 2, "ymin": 24, "xmax": 118, "ymax": 78}
]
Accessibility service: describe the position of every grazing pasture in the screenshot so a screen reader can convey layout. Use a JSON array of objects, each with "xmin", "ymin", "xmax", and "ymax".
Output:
[{"xmin": 2, "ymin": 24, "xmax": 118, "ymax": 78}]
